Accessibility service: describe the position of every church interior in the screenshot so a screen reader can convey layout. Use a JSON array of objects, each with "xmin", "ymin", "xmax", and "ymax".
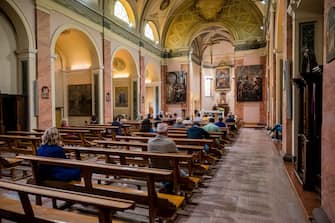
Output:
[{"xmin": 0, "ymin": 0, "xmax": 334, "ymax": 222}]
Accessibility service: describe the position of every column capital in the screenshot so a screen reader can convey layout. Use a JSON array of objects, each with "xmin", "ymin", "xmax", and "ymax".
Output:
[{"xmin": 15, "ymin": 49, "xmax": 37, "ymax": 59}]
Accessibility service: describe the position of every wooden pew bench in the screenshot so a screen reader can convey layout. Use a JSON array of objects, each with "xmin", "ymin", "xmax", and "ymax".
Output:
[
  {"xmin": 0, "ymin": 135, "xmax": 41, "ymax": 155},
  {"xmin": 0, "ymin": 180, "xmax": 134, "ymax": 223},
  {"xmin": 18, "ymin": 155, "xmax": 185, "ymax": 223},
  {"xmin": 0, "ymin": 135, "xmax": 41, "ymax": 179},
  {"xmin": 94, "ymin": 139, "xmax": 212, "ymax": 174},
  {"xmin": 63, "ymin": 146, "xmax": 200, "ymax": 193}
]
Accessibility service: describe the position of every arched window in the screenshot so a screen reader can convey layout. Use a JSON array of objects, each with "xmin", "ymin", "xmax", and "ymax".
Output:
[
  {"xmin": 114, "ymin": 1, "xmax": 130, "ymax": 24},
  {"xmin": 143, "ymin": 22, "xmax": 159, "ymax": 43},
  {"xmin": 144, "ymin": 23, "xmax": 154, "ymax": 41}
]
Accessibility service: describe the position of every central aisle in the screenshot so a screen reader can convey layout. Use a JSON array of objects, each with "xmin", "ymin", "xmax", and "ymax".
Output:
[{"xmin": 177, "ymin": 128, "xmax": 307, "ymax": 223}]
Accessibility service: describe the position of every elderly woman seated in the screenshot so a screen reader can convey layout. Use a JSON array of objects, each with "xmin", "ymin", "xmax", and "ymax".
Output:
[{"xmin": 37, "ymin": 127, "xmax": 81, "ymax": 182}]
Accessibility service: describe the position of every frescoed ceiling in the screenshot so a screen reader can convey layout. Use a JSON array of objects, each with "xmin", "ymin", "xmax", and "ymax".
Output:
[{"xmin": 139, "ymin": 0, "xmax": 266, "ymax": 50}]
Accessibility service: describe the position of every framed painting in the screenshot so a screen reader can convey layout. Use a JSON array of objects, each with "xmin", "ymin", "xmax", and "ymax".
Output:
[
  {"xmin": 115, "ymin": 86, "xmax": 128, "ymax": 107},
  {"xmin": 327, "ymin": 7, "xmax": 335, "ymax": 63},
  {"xmin": 68, "ymin": 84, "xmax": 92, "ymax": 116},
  {"xmin": 299, "ymin": 22, "xmax": 315, "ymax": 71},
  {"xmin": 166, "ymin": 71, "xmax": 187, "ymax": 104},
  {"xmin": 216, "ymin": 67, "xmax": 230, "ymax": 90},
  {"xmin": 236, "ymin": 65, "xmax": 263, "ymax": 102}
]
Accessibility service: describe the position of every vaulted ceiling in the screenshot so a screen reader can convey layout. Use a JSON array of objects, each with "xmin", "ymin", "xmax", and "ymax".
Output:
[{"xmin": 136, "ymin": 0, "xmax": 266, "ymax": 51}]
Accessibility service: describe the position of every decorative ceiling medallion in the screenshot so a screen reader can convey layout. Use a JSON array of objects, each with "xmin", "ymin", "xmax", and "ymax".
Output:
[
  {"xmin": 113, "ymin": 57, "xmax": 126, "ymax": 71},
  {"xmin": 160, "ymin": 0, "xmax": 170, "ymax": 11},
  {"xmin": 195, "ymin": 0, "xmax": 224, "ymax": 21}
]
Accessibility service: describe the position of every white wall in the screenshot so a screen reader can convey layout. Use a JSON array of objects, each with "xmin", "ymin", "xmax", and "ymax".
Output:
[{"xmin": 0, "ymin": 11, "xmax": 17, "ymax": 94}]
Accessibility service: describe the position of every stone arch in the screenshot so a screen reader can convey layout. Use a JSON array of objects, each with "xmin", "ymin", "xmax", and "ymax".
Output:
[
  {"xmin": 51, "ymin": 26, "xmax": 102, "ymax": 126},
  {"xmin": 111, "ymin": 47, "xmax": 139, "ymax": 120}
]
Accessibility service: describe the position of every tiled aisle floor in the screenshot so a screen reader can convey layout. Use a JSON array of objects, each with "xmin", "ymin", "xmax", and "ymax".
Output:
[{"xmin": 176, "ymin": 128, "xmax": 308, "ymax": 223}]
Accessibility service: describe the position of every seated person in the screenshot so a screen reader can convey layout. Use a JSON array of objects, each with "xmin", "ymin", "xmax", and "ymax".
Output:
[
  {"xmin": 187, "ymin": 122, "xmax": 209, "ymax": 139},
  {"xmin": 119, "ymin": 114, "xmax": 128, "ymax": 122},
  {"xmin": 154, "ymin": 115, "xmax": 161, "ymax": 121},
  {"xmin": 226, "ymin": 114, "xmax": 235, "ymax": 122},
  {"xmin": 187, "ymin": 122, "xmax": 210, "ymax": 153},
  {"xmin": 226, "ymin": 113, "xmax": 237, "ymax": 131},
  {"xmin": 111, "ymin": 116, "xmax": 123, "ymax": 135},
  {"xmin": 148, "ymin": 123, "xmax": 185, "ymax": 193},
  {"xmin": 203, "ymin": 118, "xmax": 221, "ymax": 132},
  {"xmin": 215, "ymin": 117, "xmax": 226, "ymax": 128},
  {"xmin": 173, "ymin": 117, "xmax": 185, "ymax": 128},
  {"xmin": 90, "ymin": 115, "xmax": 98, "ymax": 124},
  {"xmin": 60, "ymin": 119, "xmax": 69, "ymax": 128},
  {"xmin": 269, "ymin": 124, "xmax": 282, "ymax": 141},
  {"xmin": 202, "ymin": 114, "xmax": 209, "ymax": 122},
  {"xmin": 182, "ymin": 117, "xmax": 193, "ymax": 125},
  {"xmin": 37, "ymin": 127, "xmax": 81, "ymax": 182},
  {"xmin": 139, "ymin": 118, "xmax": 154, "ymax": 132},
  {"xmin": 193, "ymin": 113, "xmax": 202, "ymax": 122}
]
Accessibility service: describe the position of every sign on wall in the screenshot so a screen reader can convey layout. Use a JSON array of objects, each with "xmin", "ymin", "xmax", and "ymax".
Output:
[
  {"xmin": 166, "ymin": 71, "xmax": 187, "ymax": 104},
  {"xmin": 236, "ymin": 65, "xmax": 263, "ymax": 102}
]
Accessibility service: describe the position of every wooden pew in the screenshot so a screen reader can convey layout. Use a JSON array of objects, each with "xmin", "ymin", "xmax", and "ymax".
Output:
[
  {"xmin": 58, "ymin": 129, "xmax": 91, "ymax": 146},
  {"xmin": 59, "ymin": 127, "xmax": 104, "ymax": 142},
  {"xmin": 0, "ymin": 180, "xmax": 134, "ymax": 223},
  {"xmin": 0, "ymin": 135, "xmax": 41, "ymax": 155},
  {"xmin": 6, "ymin": 131, "xmax": 44, "ymax": 137},
  {"xmin": 89, "ymin": 124, "xmax": 132, "ymax": 137},
  {"xmin": 94, "ymin": 139, "xmax": 211, "ymax": 173},
  {"xmin": 62, "ymin": 146, "xmax": 198, "ymax": 193},
  {"xmin": 19, "ymin": 155, "xmax": 185, "ymax": 223},
  {"xmin": 93, "ymin": 139, "xmax": 204, "ymax": 157}
]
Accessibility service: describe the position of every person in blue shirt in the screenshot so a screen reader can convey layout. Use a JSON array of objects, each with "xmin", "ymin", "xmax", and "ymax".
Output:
[
  {"xmin": 139, "ymin": 118, "xmax": 154, "ymax": 132},
  {"xmin": 215, "ymin": 117, "xmax": 226, "ymax": 128},
  {"xmin": 37, "ymin": 127, "xmax": 81, "ymax": 182},
  {"xmin": 111, "ymin": 116, "xmax": 123, "ymax": 135},
  {"xmin": 269, "ymin": 124, "xmax": 282, "ymax": 140},
  {"xmin": 187, "ymin": 122, "xmax": 210, "ymax": 153}
]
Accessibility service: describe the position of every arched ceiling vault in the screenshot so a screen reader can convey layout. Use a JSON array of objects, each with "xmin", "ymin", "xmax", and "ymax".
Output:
[{"xmin": 139, "ymin": 0, "xmax": 265, "ymax": 50}]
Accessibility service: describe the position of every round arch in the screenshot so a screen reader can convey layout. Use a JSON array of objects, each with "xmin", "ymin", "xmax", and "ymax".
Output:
[
  {"xmin": 51, "ymin": 25, "xmax": 102, "ymax": 126},
  {"xmin": 111, "ymin": 47, "xmax": 139, "ymax": 120},
  {"xmin": 144, "ymin": 63, "xmax": 160, "ymax": 117},
  {"xmin": 0, "ymin": 0, "xmax": 36, "ymax": 131},
  {"xmin": 50, "ymin": 23, "xmax": 102, "ymax": 67}
]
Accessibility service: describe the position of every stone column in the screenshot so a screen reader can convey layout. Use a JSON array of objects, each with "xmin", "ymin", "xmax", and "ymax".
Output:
[
  {"xmin": 161, "ymin": 63, "xmax": 168, "ymax": 114},
  {"xmin": 139, "ymin": 53, "xmax": 145, "ymax": 116},
  {"xmin": 103, "ymin": 39, "xmax": 112, "ymax": 123},
  {"xmin": 36, "ymin": 9, "xmax": 52, "ymax": 129},
  {"xmin": 282, "ymin": 0, "xmax": 293, "ymax": 158},
  {"xmin": 16, "ymin": 49, "xmax": 37, "ymax": 130}
]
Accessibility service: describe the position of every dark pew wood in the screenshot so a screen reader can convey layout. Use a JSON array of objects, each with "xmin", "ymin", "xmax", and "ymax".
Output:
[
  {"xmin": 18, "ymin": 155, "xmax": 184, "ymax": 223},
  {"xmin": 0, "ymin": 180, "xmax": 134, "ymax": 223},
  {"xmin": 63, "ymin": 146, "xmax": 197, "ymax": 193},
  {"xmin": 0, "ymin": 134, "xmax": 41, "ymax": 155}
]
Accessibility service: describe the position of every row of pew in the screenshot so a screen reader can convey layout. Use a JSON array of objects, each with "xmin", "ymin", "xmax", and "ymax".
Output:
[{"xmin": 0, "ymin": 121, "xmax": 239, "ymax": 222}]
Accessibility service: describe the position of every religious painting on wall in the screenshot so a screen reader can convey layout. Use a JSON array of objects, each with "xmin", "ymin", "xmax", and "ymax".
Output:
[
  {"xmin": 327, "ymin": 7, "xmax": 335, "ymax": 63},
  {"xmin": 236, "ymin": 65, "xmax": 263, "ymax": 102},
  {"xmin": 166, "ymin": 71, "xmax": 187, "ymax": 104},
  {"xmin": 115, "ymin": 86, "xmax": 128, "ymax": 107},
  {"xmin": 216, "ymin": 67, "xmax": 230, "ymax": 90},
  {"xmin": 68, "ymin": 84, "xmax": 92, "ymax": 116}
]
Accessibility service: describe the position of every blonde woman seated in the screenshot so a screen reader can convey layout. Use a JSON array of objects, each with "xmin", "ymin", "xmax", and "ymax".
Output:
[{"xmin": 37, "ymin": 127, "xmax": 81, "ymax": 182}]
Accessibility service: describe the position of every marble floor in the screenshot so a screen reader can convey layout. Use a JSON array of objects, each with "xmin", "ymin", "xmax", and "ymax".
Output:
[{"xmin": 176, "ymin": 128, "xmax": 308, "ymax": 223}]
